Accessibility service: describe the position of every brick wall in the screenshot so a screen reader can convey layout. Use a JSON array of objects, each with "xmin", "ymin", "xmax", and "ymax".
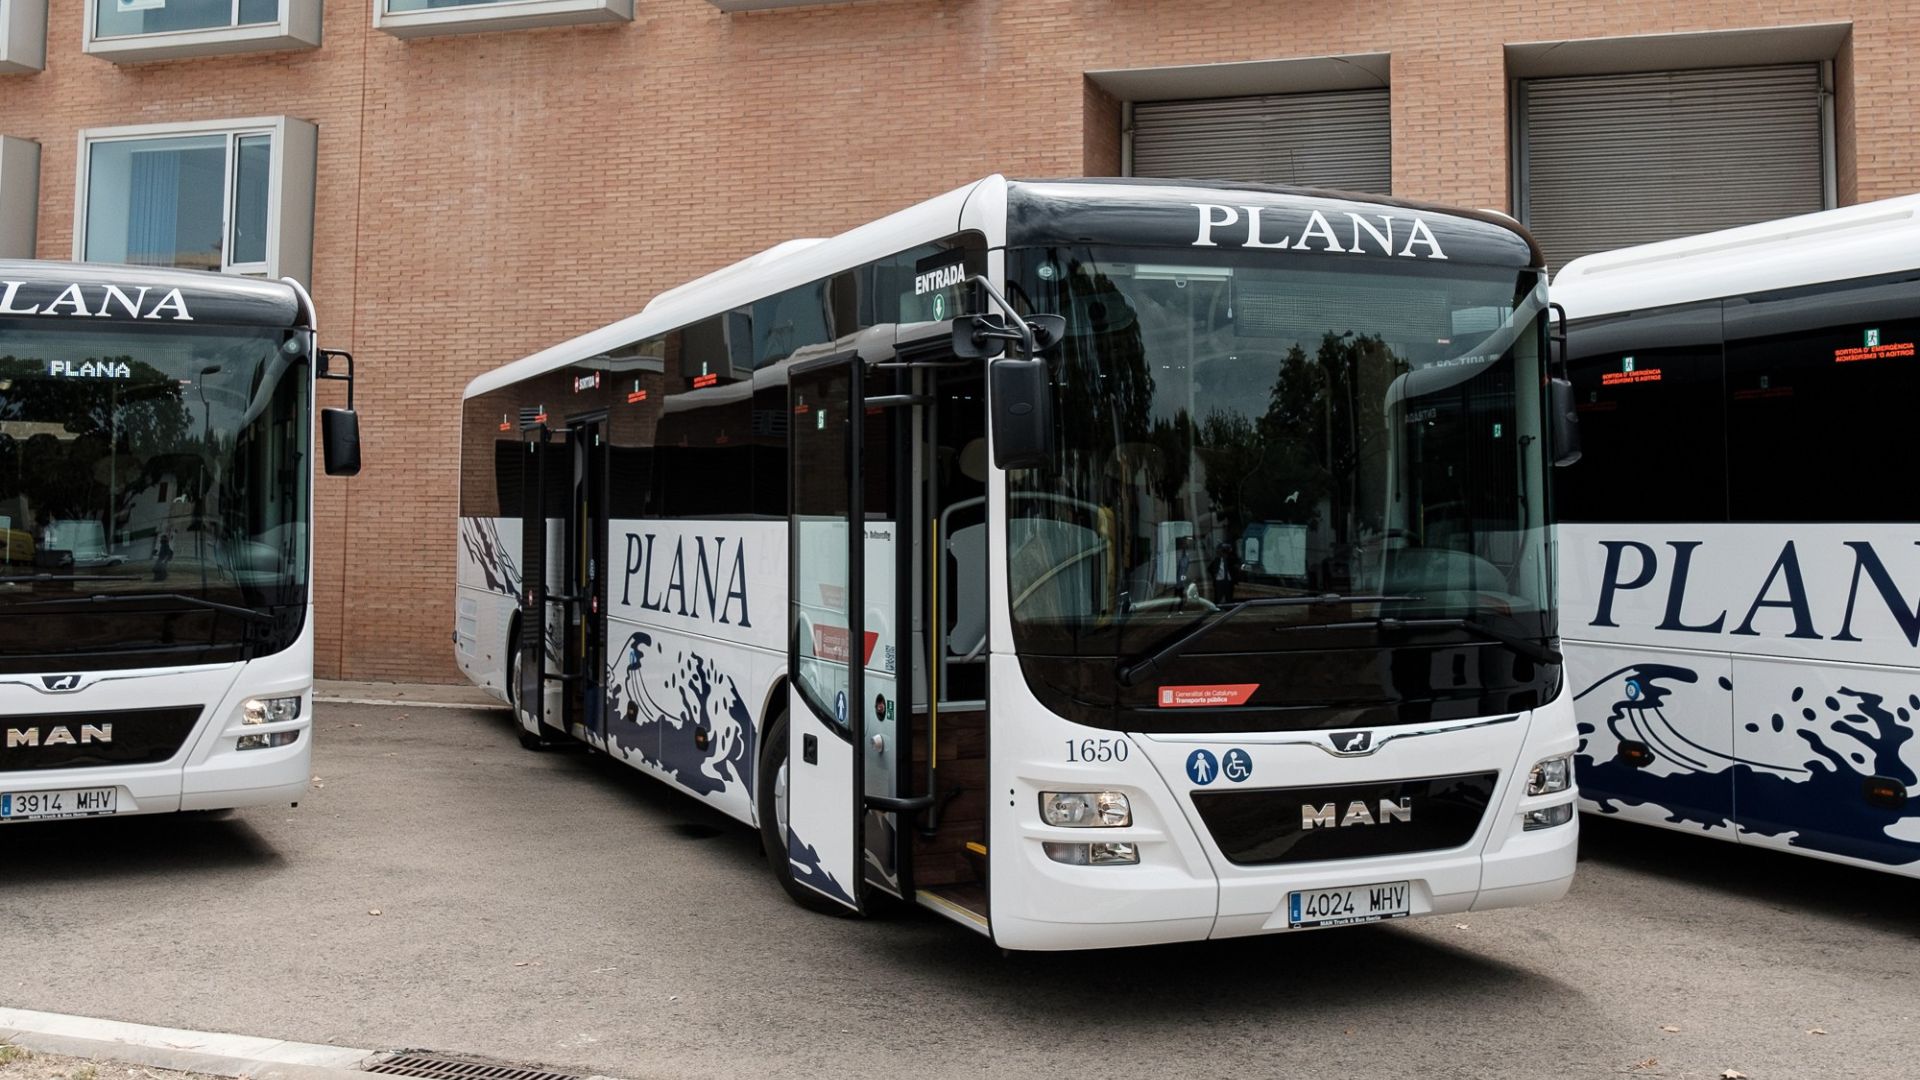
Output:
[{"xmin": 2, "ymin": 0, "xmax": 1915, "ymax": 681}]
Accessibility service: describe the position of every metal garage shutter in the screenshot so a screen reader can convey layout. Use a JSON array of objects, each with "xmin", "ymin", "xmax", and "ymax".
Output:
[
  {"xmin": 1131, "ymin": 89, "xmax": 1391, "ymax": 194},
  {"xmin": 1521, "ymin": 65, "xmax": 1827, "ymax": 272}
]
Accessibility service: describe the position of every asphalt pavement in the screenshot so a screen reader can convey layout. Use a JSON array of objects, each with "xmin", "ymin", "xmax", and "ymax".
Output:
[{"xmin": 2, "ymin": 698, "xmax": 1915, "ymax": 1080}]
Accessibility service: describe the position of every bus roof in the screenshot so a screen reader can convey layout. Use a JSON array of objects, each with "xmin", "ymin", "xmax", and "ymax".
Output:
[
  {"xmin": 465, "ymin": 175, "xmax": 1540, "ymax": 401},
  {"xmin": 0, "ymin": 259, "xmax": 306, "ymax": 328},
  {"xmin": 1551, "ymin": 192, "xmax": 1920, "ymax": 320}
]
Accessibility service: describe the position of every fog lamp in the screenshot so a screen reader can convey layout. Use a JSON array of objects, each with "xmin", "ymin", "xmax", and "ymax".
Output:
[
  {"xmin": 238, "ymin": 730, "xmax": 300, "ymax": 751},
  {"xmin": 1527, "ymin": 753, "xmax": 1572, "ymax": 796},
  {"xmin": 1040, "ymin": 791, "xmax": 1131, "ymax": 828},
  {"xmin": 1524, "ymin": 803, "xmax": 1574, "ymax": 831},
  {"xmin": 1043, "ymin": 841, "xmax": 1139, "ymax": 866}
]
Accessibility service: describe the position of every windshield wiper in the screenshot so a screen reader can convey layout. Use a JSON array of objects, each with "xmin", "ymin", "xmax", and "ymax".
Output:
[
  {"xmin": 1376, "ymin": 616, "xmax": 1562, "ymax": 666},
  {"xmin": 1116, "ymin": 594, "xmax": 1422, "ymax": 687},
  {"xmin": 7, "ymin": 592, "xmax": 274, "ymax": 625}
]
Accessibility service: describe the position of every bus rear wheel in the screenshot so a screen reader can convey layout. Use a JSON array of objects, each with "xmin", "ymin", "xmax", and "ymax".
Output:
[{"xmin": 757, "ymin": 710, "xmax": 856, "ymax": 916}]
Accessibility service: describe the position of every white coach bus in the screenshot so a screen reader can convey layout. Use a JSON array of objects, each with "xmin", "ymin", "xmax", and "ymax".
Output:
[
  {"xmin": 1555, "ymin": 194, "xmax": 1920, "ymax": 875},
  {"xmin": 0, "ymin": 260, "xmax": 360, "ymax": 823},
  {"xmin": 455, "ymin": 176, "xmax": 1580, "ymax": 950}
]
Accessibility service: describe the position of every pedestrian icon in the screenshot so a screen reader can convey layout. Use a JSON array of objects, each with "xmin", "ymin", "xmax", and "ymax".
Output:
[
  {"xmin": 1222, "ymin": 748, "xmax": 1253, "ymax": 783},
  {"xmin": 1186, "ymin": 749, "xmax": 1219, "ymax": 786},
  {"xmin": 834, "ymin": 690, "xmax": 847, "ymax": 724}
]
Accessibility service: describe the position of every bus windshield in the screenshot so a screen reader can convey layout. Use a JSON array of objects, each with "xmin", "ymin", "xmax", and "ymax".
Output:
[
  {"xmin": 1005, "ymin": 246, "xmax": 1554, "ymax": 678},
  {"xmin": 0, "ymin": 319, "xmax": 311, "ymax": 664}
]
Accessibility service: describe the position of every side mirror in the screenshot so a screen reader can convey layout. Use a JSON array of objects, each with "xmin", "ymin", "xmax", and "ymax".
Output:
[
  {"xmin": 952, "ymin": 313, "xmax": 1068, "ymax": 361},
  {"xmin": 1549, "ymin": 377, "xmax": 1581, "ymax": 468},
  {"xmin": 322, "ymin": 407, "xmax": 362, "ymax": 476},
  {"xmin": 990, "ymin": 357, "xmax": 1053, "ymax": 470}
]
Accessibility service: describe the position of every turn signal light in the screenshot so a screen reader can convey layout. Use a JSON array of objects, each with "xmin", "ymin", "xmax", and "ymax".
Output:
[
  {"xmin": 1616, "ymin": 740, "xmax": 1653, "ymax": 769},
  {"xmin": 1864, "ymin": 776, "xmax": 1909, "ymax": 810}
]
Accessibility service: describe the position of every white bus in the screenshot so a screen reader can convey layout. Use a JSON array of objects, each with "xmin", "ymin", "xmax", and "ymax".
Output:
[
  {"xmin": 1554, "ymin": 193, "xmax": 1920, "ymax": 875},
  {"xmin": 455, "ymin": 176, "xmax": 1579, "ymax": 950},
  {"xmin": 1, "ymin": 260, "xmax": 360, "ymax": 823}
]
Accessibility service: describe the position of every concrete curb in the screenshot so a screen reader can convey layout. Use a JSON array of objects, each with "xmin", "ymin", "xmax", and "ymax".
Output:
[
  {"xmin": 0, "ymin": 1008, "xmax": 375, "ymax": 1080},
  {"xmin": 313, "ymin": 680, "xmax": 508, "ymax": 712}
]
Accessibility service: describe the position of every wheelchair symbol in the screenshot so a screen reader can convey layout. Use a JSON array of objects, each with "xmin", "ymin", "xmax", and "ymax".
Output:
[{"xmin": 1222, "ymin": 748, "xmax": 1253, "ymax": 783}]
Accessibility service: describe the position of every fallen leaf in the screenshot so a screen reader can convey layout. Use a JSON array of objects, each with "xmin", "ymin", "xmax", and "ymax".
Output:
[
  {"xmin": 1661, "ymin": 1025, "xmax": 1681, "ymax": 1033},
  {"xmin": 1629, "ymin": 1059, "xmax": 1657, "ymax": 1072},
  {"xmin": 367, "ymin": 908, "xmax": 382, "ymax": 916},
  {"xmin": 1722, "ymin": 1071, "xmax": 1748, "ymax": 1079},
  {"xmin": 1808, "ymin": 1028, "xmax": 1828, "ymax": 1036},
  {"xmin": 1343, "ymin": 1028, "xmax": 1354, "ymax": 1036},
  {"xmin": 1453, "ymin": 923, "xmax": 1470, "ymax": 930},
  {"xmin": 513, "ymin": 962, "xmax": 530, "ymax": 967}
]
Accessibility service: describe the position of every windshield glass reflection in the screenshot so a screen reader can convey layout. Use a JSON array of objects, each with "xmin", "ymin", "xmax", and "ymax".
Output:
[
  {"xmin": 1006, "ymin": 246, "xmax": 1553, "ymax": 662},
  {"xmin": 0, "ymin": 320, "xmax": 311, "ymax": 656}
]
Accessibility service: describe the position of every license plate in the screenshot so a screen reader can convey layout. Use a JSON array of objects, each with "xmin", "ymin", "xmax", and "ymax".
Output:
[
  {"xmin": 0, "ymin": 787, "xmax": 118, "ymax": 822},
  {"xmin": 1288, "ymin": 880, "xmax": 1411, "ymax": 928}
]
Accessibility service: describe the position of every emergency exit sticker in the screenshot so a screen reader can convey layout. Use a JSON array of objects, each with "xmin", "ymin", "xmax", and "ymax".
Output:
[{"xmin": 1158, "ymin": 684, "xmax": 1259, "ymax": 708}]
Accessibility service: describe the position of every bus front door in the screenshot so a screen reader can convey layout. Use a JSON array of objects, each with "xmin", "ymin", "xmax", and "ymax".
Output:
[
  {"xmin": 565, "ymin": 414, "xmax": 608, "ymax": 745},
  {"xmin": 517, "ymin": 420, "xmax": 557, "ymax": 735},
  {"xmin": 786, "ymin": 354, "xmax": 876, "ymax": 913}
]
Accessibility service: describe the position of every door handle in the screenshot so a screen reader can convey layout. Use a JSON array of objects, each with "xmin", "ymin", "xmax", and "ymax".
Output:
[{"xmin": 803, "ymin": 734, "xmax": 818, "ymax": 765}]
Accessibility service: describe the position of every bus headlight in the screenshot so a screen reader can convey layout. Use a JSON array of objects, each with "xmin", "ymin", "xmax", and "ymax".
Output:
[
  {"xmin": 1527, "ymin": 754, "xmax": 1572, "ymax": 796},
  {"xmin": 1040, "ymin": 791, "xmax": 1131, "ymax": 827},
  {"xmin": 238, "ymin": 696, "xmax": 302, "ymax": 751},
  {"xmin": 243, "ymin": 696, "xmax": 302, "ymax": 725}
]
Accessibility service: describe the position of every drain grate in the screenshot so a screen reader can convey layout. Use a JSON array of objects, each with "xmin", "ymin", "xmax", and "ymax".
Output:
[{"xmin": 365, "ymin": 1053, "xmax": 584, "ymax": 1080}]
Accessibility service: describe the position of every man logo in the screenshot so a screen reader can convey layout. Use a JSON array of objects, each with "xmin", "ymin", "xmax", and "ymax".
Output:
[
  {"xmin": 40, "ymin": 674, "xmax": 82, "ymax": 692},
  {"xmin": 1329, "ymin": 730, "xmax": 1374, "ymax": 755}
]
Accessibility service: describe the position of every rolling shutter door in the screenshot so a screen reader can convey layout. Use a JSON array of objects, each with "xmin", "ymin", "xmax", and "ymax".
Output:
[
  {"xmin": 1522, "ymin": 65, "xmax": 1827, "ymax": 272},
  {"xmin": 1131, "ymin": 89, "xmax": 1391, "ymax": 194}
]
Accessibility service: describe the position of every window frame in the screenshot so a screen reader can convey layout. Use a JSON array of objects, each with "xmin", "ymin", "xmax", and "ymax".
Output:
[
  {"xmin": 0, "ymin": 134, "xmax": 37, "ymax": 258},
  {"xmin": 82, "ymin": 0, "xmax": 318, "ymax": 62},
  {"xmin": 371, "ymin": 0, "xmax": 632, "ymax": 40},
  {"xmin": 73, "ymin": 116, "xmax": 316, "ymax": 284},
  {"xmin": 0, "ymin": 0, "xmax": 47, "ymax": 73}
]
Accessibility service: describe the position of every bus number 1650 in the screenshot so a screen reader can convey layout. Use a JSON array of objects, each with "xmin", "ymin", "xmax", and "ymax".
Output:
[{"xmin": 1065, "ymin": 739, "xmax": 1129, "ymax": 763}]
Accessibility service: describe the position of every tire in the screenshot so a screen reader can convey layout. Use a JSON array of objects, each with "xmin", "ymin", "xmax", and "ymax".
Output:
[{"xmin": 757, "ymin": 710, "xmax": 858, "ymax": 916}]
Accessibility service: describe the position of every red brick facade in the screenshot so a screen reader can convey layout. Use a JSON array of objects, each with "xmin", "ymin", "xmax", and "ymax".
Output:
[{"xmin": 1, "ymin": 0, "xmax": 1913, "ymax": 681}]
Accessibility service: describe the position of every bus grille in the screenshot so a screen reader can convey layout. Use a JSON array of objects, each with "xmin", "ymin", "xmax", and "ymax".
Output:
[
  {"xmin": 1190, "ymin": 771, "xmax": 1498, "ymax": 865},
  {"xmin": 0, "ymin": 706, "xmax": 203, "ymax": 772}
]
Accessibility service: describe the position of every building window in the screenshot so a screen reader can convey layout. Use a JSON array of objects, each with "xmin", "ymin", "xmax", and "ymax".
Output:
[
  {"xmin": 0, "ymin": 0, "xmax": 47, "ymax": 73},
  {"xmin": 75, "ymin": 117, "xmax": 315, "ymax": 283},
  {"xmin": 0, "ymin": 135, "xmax": 37, "ymax": 257},
  {"xmin": 373, "ymin": 0, "xmax": 631, "ymax": 40},
  {"xmin": 84, "ymin": 0, "xmax": 318, "ymax": 62}
]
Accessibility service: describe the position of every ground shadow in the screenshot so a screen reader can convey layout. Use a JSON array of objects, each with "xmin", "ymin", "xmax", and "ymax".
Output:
[
  {"xmin": 0, "ymin": 812, "xmax": 284, "ymax": 885},
  {"xmin": 1577, "ymin": 812, "xmax": 1920, "ymax": 933}
]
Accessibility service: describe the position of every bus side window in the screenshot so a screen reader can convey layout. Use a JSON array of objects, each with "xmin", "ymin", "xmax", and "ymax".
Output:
[
  {"xmin": 1557, "ymin": 303, "xmax": 1726, "ymax": 524},
  {"xmin": 1724, "ymin": 274, "xmax": 1920, "ymax": 523}
]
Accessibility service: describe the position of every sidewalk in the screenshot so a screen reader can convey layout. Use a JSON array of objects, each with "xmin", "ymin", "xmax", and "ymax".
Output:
[
  {"xmin": 314, "ymin": 680, "xmax": 506, "ymax": 710},
  {"xmin": 0, "ymin": 1009, "xmax": 373, "ymax": 1080}
]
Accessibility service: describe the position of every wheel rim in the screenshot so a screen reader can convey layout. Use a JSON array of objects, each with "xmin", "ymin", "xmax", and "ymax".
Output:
[{"xmin": 774, "ymin": 756, "xmax": 790, "ymax": 848}]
